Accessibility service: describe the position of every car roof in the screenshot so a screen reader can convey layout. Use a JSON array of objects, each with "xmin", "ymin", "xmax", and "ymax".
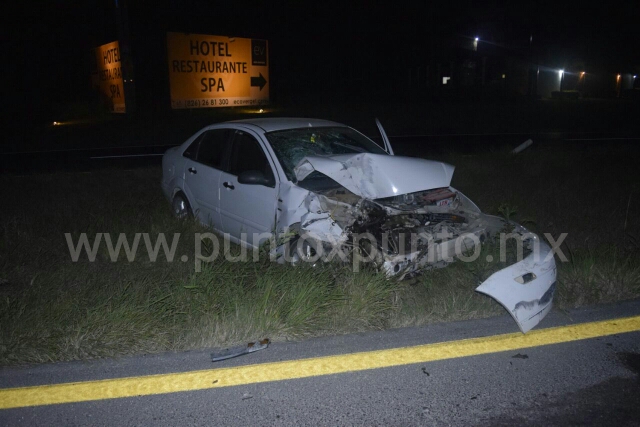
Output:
[{"xmin": 226, "ymin": 117, "xmax": 344, "ymax": 133}]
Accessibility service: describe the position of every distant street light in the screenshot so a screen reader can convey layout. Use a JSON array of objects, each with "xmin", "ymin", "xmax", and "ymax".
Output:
[
  {"xmin": 559, "ymin": 69, "xmax": 564, "ymax": 93},
  {"xmin": 473, "ymin": 37, "xmax": 479, "ymax": 51}
]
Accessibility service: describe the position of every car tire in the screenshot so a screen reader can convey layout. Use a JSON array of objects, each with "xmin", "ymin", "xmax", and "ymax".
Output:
[
  {"xmin": 172, "ymin": 193, "xmax": 193, "ymax": 220},
  {"xmin": 288, "ymin": 235, "xmax": 322, "ymax": 266}
]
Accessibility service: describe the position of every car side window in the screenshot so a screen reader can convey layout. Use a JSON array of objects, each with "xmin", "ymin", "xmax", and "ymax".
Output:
[
  {"xmin": 228, "ymin": 131, "xmax": 275, "ymax": 186},
  {"xmin": 194, "ymin": 129, "xmax": 230, "ymax": 169}
]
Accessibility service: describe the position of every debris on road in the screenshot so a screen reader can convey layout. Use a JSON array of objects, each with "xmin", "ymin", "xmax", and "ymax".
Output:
[
  {"xmin": 211, "ymin": 338, "xmax": 271, "ymax": 362},
  {"xmin": 511, "ymin": 353, "xmax": 529, "ymax": 359}
]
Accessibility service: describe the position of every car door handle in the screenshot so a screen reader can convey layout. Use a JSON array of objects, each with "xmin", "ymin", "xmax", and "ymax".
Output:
[
  {"xmin": 223, "ymin": 181, "xmax": 235, "ymax": 190},
  {"xmin": 188, "ymin": 167, "xmax": 197, "ymax": 174}
]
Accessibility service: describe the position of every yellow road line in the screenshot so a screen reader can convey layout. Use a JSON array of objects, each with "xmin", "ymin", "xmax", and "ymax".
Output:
[{"xmin": 2, "ymin": 315, "xmax": 639, "ymax": 410}]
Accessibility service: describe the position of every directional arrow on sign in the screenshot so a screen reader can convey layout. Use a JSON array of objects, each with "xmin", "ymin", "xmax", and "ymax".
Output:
[{"xmin": 251, "ymin": 73, "xmax": 267, "ymax": 91}]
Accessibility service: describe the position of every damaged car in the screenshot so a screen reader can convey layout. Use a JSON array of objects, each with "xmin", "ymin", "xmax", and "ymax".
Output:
[{"xmin": 161, "ymin": 118, "xmax": 556, "ymax": 333}]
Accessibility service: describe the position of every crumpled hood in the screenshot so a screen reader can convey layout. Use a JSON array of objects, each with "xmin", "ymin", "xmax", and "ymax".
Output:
[{"xmin": 294, "ymin": 153, "xmax": 455, "ymax": 199}]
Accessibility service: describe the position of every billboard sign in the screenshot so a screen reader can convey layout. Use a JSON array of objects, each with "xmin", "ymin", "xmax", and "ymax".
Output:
[
  {"xmin": 166, "ymin": 32, "xmax": 269, "ymax": 109},
  {"xmin": 92, "ymin": 41, "xmax": 126, "ymax": 113}
]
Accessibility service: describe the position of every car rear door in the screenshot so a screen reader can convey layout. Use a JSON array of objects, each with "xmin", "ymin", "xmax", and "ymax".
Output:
[
  {"xmin": 218, "ymin": 129, "xmax": 278, "ymax": 246},
  {"xmin": 182, "ymin": 128, "xmax": 231, "ymax": 231}
]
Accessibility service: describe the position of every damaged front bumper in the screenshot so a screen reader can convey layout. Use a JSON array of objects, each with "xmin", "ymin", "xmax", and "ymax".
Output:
[
  {"xmin": 475, "ymin": 232, "xmax": 556, "ymax": 333},
  {"xmin": 379, "ymin": 221, "xmax": 556, "ymax": 333}
]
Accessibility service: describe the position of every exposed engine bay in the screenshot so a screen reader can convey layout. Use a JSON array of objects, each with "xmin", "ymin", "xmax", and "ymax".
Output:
[{"xmin": 292, "ymin": 180, "xmax": 488, "ymax": 280}]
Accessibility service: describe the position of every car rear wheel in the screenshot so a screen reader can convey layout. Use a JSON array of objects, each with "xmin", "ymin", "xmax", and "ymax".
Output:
[{"xmin": 172, "ymin": 193, "xmax": 192, "ymax": 220}]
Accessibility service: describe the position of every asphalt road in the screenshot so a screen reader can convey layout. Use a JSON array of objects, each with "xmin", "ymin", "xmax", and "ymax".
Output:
[{"xmin": 1, "ymin": 300, "xmax": 639, "ymax": 426}]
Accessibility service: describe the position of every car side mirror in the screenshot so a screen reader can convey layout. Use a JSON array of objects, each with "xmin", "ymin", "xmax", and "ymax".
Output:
[{"xmin": 237, "ymin": 170, "xmax": 274, "ymax": 187}]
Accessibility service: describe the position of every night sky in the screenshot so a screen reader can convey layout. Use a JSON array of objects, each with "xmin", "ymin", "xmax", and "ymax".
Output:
[{"xmin": 7, "ymin": 0, "xmax": 640, "ymax": 117}]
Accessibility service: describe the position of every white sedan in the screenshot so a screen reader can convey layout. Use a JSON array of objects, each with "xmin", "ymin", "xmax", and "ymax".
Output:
[{"xmin": 161, "ymin": 118, "xmax": 556, "ymax": 333}]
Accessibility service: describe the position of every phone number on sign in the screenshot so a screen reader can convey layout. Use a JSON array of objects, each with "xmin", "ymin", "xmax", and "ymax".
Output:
[{"xmin": 184, "ymin": 99, "xmax": 229, "ymax": 108}]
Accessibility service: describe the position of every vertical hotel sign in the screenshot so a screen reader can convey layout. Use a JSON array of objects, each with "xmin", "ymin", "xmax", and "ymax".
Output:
[
  {"xmin": 93, "ymin": 41, "xmax": 126, "ymax": 113},
  {"xmin": 166, "ymin": 33, "xmax": 269, "ymax": 109}
]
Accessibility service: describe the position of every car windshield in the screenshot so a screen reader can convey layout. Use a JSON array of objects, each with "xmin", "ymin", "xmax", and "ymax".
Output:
[{"xmin": 265, "ymin": 126, "xmax": 387, "ymax": 181}]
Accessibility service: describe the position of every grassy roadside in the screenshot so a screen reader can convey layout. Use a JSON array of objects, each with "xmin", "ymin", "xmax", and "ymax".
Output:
[{"xmin": 1, "ymin": 143, "xmax": 639, "ymax": 366}]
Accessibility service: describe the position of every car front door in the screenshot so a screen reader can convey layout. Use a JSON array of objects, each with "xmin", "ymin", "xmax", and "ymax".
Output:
[
  {"xmin": 183, "ymin": 128, "xmax": 231, "ymax": 231},
  {"xmin": 218, "ymin": 129, "xmax": 278, "ymax": 246}
]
